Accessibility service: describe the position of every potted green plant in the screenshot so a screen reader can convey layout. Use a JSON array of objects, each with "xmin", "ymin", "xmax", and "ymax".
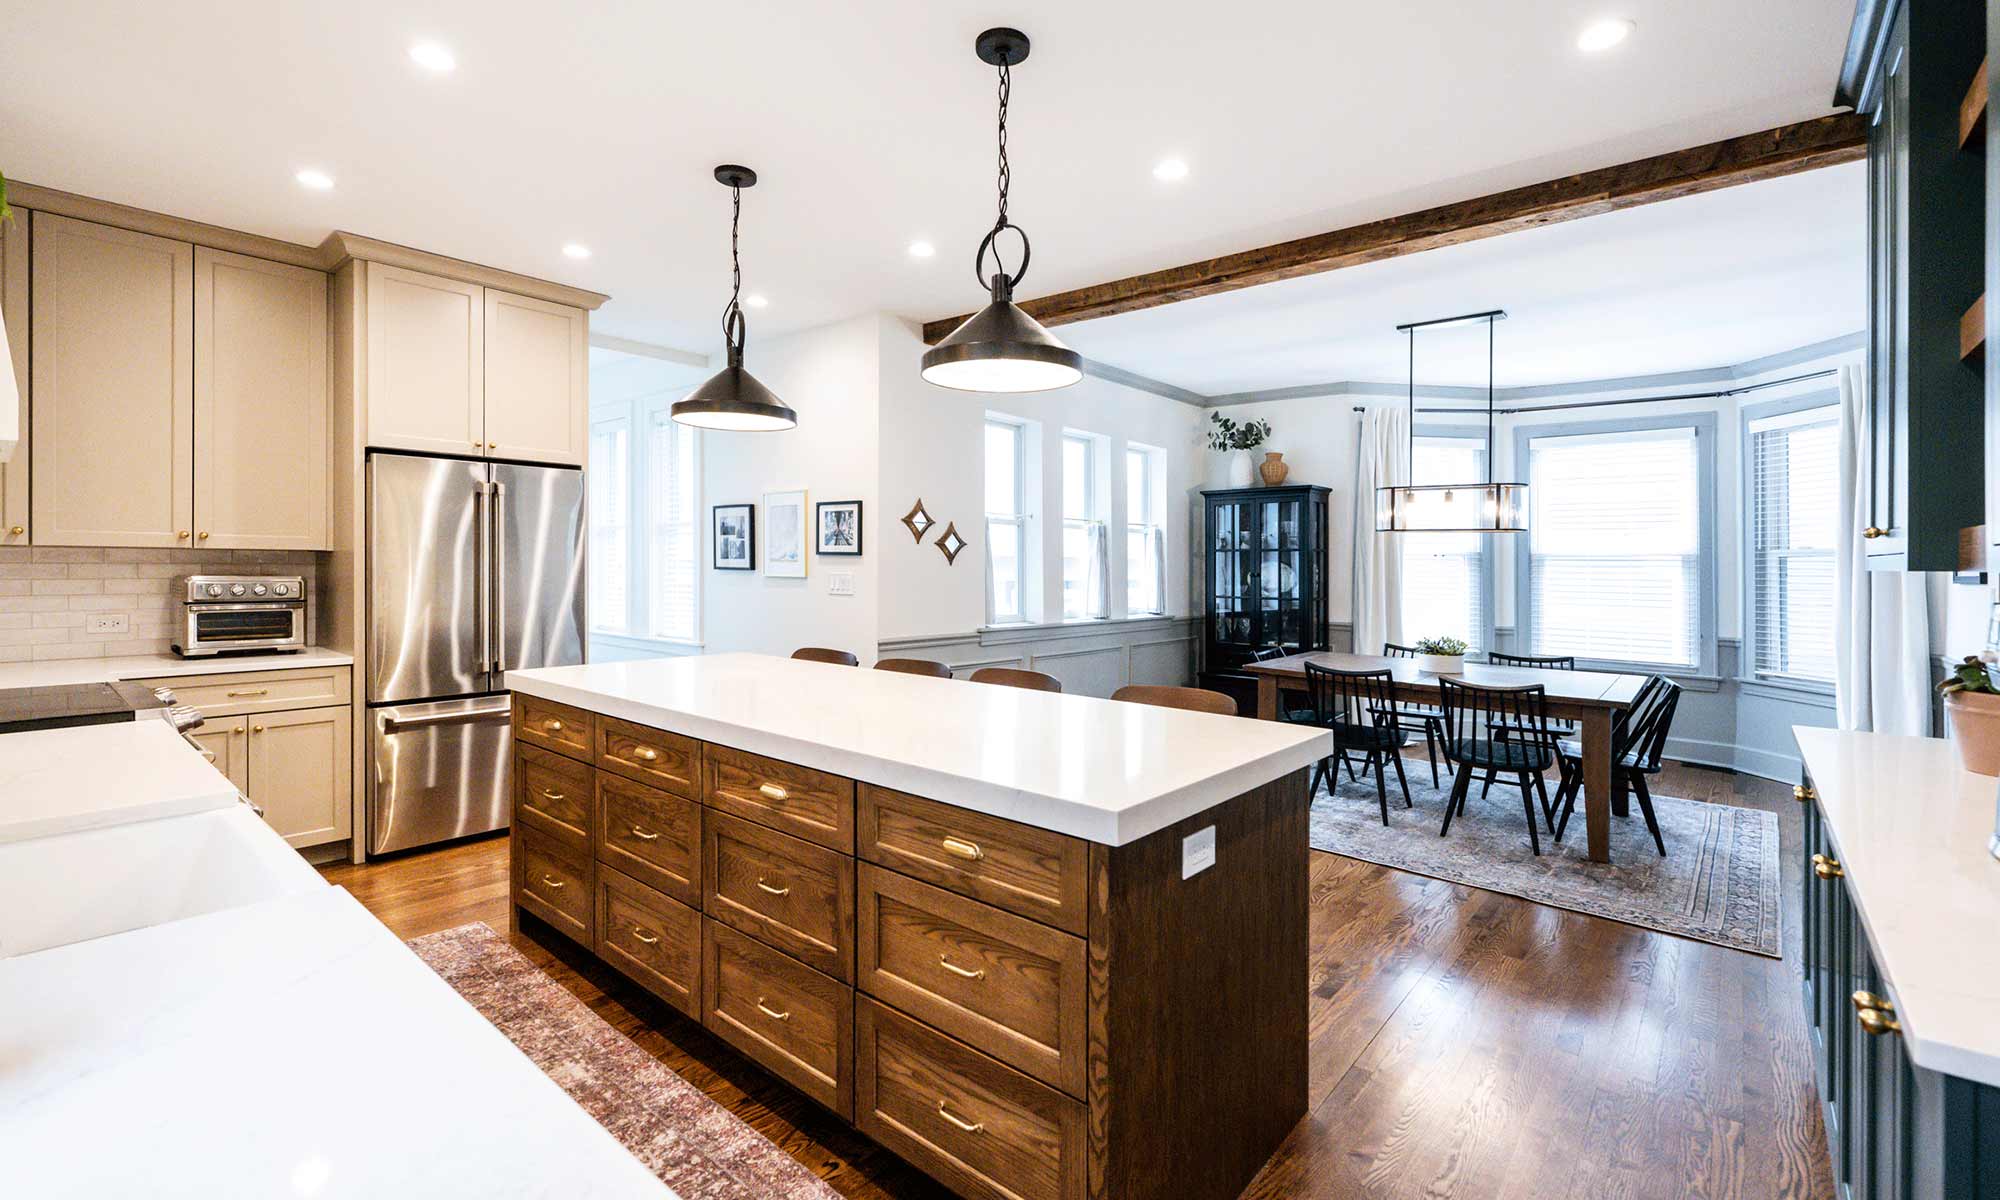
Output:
[
  {"xmin": 1207, "ymin": 413, "xmax": 1273, "ymax": 489},
  {"xmin": 1938, "ymin": 655, "xmax": 2000, "ymax": 776},
  {"xmin": 1413, "ymin": 635, "xmax": 1467, "ymax": 675}
]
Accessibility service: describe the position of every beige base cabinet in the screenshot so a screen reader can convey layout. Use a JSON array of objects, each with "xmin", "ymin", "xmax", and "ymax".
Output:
[
  {"xmin": 0, "ymin": 210, "xmax": 28, "ymax": 545},
  {"xmin": 362, "ymin": 262, "xmax": 585, "ymax": 465},
  {"xmin": 189, "ymin": 715, "xmax": 249, "ymax": 793},
  {"xmin": 247, "ymin": 706, "xmax": 352, "ymax": 849}
]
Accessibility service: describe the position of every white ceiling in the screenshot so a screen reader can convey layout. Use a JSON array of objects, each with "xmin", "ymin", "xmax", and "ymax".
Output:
[
  {"xmin": 0, "ymin": 1, "xmax": 1850, "ymax": 359},
  {"xmin": 1061, "ymin": 161, "xmax": 1867, "ymax": 396}
]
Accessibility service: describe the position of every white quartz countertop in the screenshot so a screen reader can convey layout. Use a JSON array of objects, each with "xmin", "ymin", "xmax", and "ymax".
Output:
[
  {"xmin": 508, "ymin": 653, "xmax": 1331, "ymax": 846},
  {"xmin": 0, "ymin": 645, "xmax": 352, "ymax": 689},
  {"xmin": 0, "ymin": 887, "xmax": 672, "ymax": 1198},
  {"xmin": 0, "ymin": 720, "xmax": 241, "ymax": 845},
  {"xmin": 1794, "ymin": 727, "xmax": 2000, "ymax": 1087}
]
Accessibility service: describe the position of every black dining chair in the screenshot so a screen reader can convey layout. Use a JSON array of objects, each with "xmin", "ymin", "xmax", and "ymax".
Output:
[
  {"xmin": 1477, "ymin": 650, "xmax": 1578, "ymax": 799},
  {"xmin": 1303, "ymin": 663, "xmax": 1413, "ymax": 824},
  {"xmin": 1552, "ymin": 676, "xmax": 1681, "ymax": 856},
  {"xmin": 1437, "ymin": 678, "xmax": 1560, "ymax": 855},
  {"xmin": 1382, "ymin": 642, "xmax": 1445, "ymax": 787},
  {"xmin": 1254, "ymin": 646, "xmax": 1360, "ymax": 784}
]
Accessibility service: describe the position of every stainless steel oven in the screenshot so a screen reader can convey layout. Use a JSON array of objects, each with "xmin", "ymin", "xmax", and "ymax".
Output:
[{"xmin": 174, "ymin": 575, "xmax": 309, "ymax": 657}]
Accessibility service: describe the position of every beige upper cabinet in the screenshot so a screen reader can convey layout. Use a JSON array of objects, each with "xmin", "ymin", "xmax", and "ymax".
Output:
[
  {"xmin": 0, "ymin": 211, "xmax": 28, "ymax": 545},
  {"xmin": 365, "ymin": 263, "xmax": 485, "ymax": 456},
  {"xmin": 32, "ymin": 214, "xmax": 193, "ymax": 547},
  {"xmin": 484, "ymin": 289, "xmax": 586, "ymax": 465},
  {"xmin": 195, "ymin": 247, "xmax": 329, "ymax": 550}
]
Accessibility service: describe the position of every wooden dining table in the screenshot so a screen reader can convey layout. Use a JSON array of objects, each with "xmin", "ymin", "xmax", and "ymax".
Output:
[{"xmin": 1243, "ymin": 652, "xmax": 1650, "ymax": 864}]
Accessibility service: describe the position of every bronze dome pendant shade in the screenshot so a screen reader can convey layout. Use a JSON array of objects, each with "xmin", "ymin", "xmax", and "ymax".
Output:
[
  {"xmin": 920, "ymin": 27, "xmax": 1082, "ymax": 394},
  {"xmin": 672, "ymin": 165, "xmax": 797, "ymax": 432}
]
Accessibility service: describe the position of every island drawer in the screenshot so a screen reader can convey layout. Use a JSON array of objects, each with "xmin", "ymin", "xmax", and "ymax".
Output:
[
  {"xmin": 703, "ymin": 743, "xmax": 855, "ymax": 853},
  {"xmin": 858, "ymin": 785, "xmax": 1088, "ymax": 935},
  {"xmin": 597, "ymin": 716, "xmax": 699, "ymax": 797},
  {"xmin": 855, "ymin": 997, "xmax": 1085, "ymax": 1200},
  {"xmin": 515, "ymin": 744, "xmax": 594, "ymax": 847},
  {"xmin": 597, "ymin": 866, "xmax": 702, "ymax": 1020},
  {"xmin": 596, "ymin": 772, "xmax": 702, "ymax": 906},
  {"xmin": 514, "ymin": 694, "xmax": 595, "ymax": 762},
  {"xmin": 703, "ymin": 919, "xmax": 853, "ymax": 1119},
  {"xmin": 515, "ymin": 825, "xmax": 593, "ymax": 945},
  {"xmin": 705, "ymin": 810, "xmax": 855, "ymax": 983},
  {"xmin": 133, "ymin": 666, "xmax": 351, "ymax": 718},
  {"xmin": 857, "ymin": 864, "xmax": 1087, "ymax": 1097}
]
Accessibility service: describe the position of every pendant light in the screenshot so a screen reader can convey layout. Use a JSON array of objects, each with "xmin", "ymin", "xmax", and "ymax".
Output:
[
  {"xmin": 1374, "ymin": 310, "xmax": 1529, "ymax": 533},
  {"xmin": 920, "ymin": 27, "xmax": 1083, "ymax": 394},
  {"xmin": 672, "ymin": 165, "xmax": 797, "ymax": 431}
]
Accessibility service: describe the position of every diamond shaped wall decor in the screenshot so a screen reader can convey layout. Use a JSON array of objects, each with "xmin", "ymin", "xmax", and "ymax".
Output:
[
  {"xmin": 901, "ymin": 498, "xmax": 935, "ymax": 543},
  {"xmin": 935, "ymin": 521, "xmax": 968, "ymax": 565}
]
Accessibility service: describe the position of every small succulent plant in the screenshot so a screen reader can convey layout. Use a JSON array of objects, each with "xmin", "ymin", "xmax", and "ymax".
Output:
[
  {"xmin": 1415, "ymin": 636, "xmax": 1468, "ymax": 656},
  {"xmin": 1936, "ymin": 655, "xmax": 1998, "ymax": 695}
]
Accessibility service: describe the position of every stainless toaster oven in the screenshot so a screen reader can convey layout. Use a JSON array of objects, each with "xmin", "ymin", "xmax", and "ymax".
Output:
[{"xmin": 173, "ymin": 575, "xmax": 309, "ymax": 657}]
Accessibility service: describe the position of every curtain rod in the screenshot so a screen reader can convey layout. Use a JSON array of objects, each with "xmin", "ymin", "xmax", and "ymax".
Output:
[{"xmin": 1349, "ymin": 367, "xmax": 1838, "ymax": 416}]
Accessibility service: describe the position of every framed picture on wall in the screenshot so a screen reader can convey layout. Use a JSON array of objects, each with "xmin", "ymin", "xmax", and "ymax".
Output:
[
  {"xmin": 763, "ymin": 489, "xmax": 807, "ymax": 578},
  {"xmin": 815, "ymin": 500, "xmax": 863, "ymax": 556},
  {"xmin": 713, "ymin": 504, "xmax": 755, "ymax": 570}
]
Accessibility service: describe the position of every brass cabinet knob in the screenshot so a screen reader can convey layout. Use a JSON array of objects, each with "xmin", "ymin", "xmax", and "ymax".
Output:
[
  {"xmin": 198, "ymin": 531, "xmax": 209, "ymax": 539},
  {"xmin": 7, "ymin": 525, "xmax": 21, "ymax": 536},
  {"xmin": 251, "ymin": 724, "xmax": 265, "ymax": 734},
  {"xmin": 1862, "ymin": 526, "xmax": 1888, "ymax": 539},
  {"xmin": 177, "ymin": 530, "xmax": 190, "ymax": 539},
  {"xmin": 487, "ymin": 441, "xmax": 498, "ymax": 449},
  {"xmin": 1811, "ymin": 853, "xmax": 1843, "ymax": 880},
  {"xmin": 1793, "ymin": 784, "xmax": 1815, "ymax": 804}
]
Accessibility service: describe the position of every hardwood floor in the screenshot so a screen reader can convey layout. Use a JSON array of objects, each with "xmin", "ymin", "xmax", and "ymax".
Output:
[{"xmin": 322, "ymin": 760, "xmax": 1832, "ymax": 1200}]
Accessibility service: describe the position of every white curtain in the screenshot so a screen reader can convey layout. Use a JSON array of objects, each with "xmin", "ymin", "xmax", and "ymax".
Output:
[
  {"xmin": 1150, "ymin": 525, "xmax": 1168, "ymax": 616},
  {"xmin": 1352, "ymin": 404, "xmax": 1410, "ymax": 656},
  {"xmin": 1085, "ymin": 521, "xmax": 1110, "ymax": 619},
  {"xmin": 1833, "ymin": 364, "xmax": 1932, "ymax": 735}
]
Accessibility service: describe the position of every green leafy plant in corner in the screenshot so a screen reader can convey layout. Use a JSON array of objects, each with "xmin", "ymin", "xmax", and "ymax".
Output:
[
  {"xmin": 1414, "ymin": 636, "xmax": 1468, "ymax": 656},
  {"xmin": 0, "ymin": 171, "xmax": 12, "ymax": 226},
  {"xmin": 1936, "ymin": 655, "xmax": 1999, "ymax": 695},
  {"xmin": 1207, "ymin": 412, "xmax": 1272, "ymax": 452}
]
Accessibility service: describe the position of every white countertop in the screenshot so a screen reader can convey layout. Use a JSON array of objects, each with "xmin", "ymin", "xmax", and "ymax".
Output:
[
  {"xmin": 0, "ymin": 887, "xmax": 672, "ymax": 1198},
  {"xmin": 1794, "ymin": 727, "xmax": 2000, "ymax": 1087},
  {"xmin": 0, "ymin": 720, "xmax": 242, "ymax": 845},
  {"xmin": 0, "ymin": 645, "xmax": 353, "ymax": 689},
  {"xmin": 508, "ymin": 652, "xmax": 1331, "ymax": 846}
]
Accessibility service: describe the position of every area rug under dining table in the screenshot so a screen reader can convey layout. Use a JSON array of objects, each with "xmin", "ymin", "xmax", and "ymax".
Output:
[{"xmin": 1308, "ymin": 762, "xmax": 1782, "ymax": 957}]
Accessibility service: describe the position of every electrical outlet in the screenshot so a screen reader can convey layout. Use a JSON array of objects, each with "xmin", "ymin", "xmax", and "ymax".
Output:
[
  {"xmin": 827, "ymin": 571, "xmax": 855, "ymax": 597},
  {"xmin": 86, "ymin": 613, "xmax": 129, "ymax": 635},
  {"xmin": 1181, "ymin": 825, "xmax": 1216, "ymax": 879}
]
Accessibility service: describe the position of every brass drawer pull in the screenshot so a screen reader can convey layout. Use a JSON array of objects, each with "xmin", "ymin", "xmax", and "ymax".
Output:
[
  {"xmin": 755, "ymin": 998, "xmax": 790, "ymax": 1021},
  {"xmin": 1792, "ymin": 784, "xmax": 1815, "ymax": 804},
  {"xmin": 1862, "ymin": 526, "xmax": 1887, "ymax": 539},
  {"xmin": 939, "ymin": 955, "xmax": 986, "ymax": 981},
  {"xmin": 544, "ymin": 718, "xmax": 565, "ymax": 733},
  {"xmin": 631, "ymin": 926, "xmax": 660, "ymax": 946},
  {"xmin": 632, "ymin": 745, "xmax": 660, "ymax": 762},
  {"xmin": 629, "ymin": 825, "xmax": 660, "ymax": 842},
  {"xmin": 538, "ymin": 788, "xmax": 566, "ymax": 802},
  {"xmin": 1852, "ymin": 990, "xmax": 1891, "ymax": 1014},
  {"xmin": 757, "ymin": 782, "xmax": 789, "ymax": 801},
  {"xmin": 756, "ymin": 877, "xmax": 790, "ymax": 897},
  {"xmin": 941, "ymin": 836, "xmax": 984, "ymax": 862},
  {"xmin": 1811, "ymin": 853, "xmax": 1843, "ymax": 880},
  {"xmin": 539, "ymin": 874, "xmax": 565, "ymax": 890},
  {"xmin": 226, "ymin": 688, "xmax": 270, "ymax": 698},
  {"xmin": 936, "ymin": 1101, "xmax": 984, "ymax": 1134},
  {"xmin": 1853, "ymin": 990, "xmax": 1902, "ymax": 1036}
]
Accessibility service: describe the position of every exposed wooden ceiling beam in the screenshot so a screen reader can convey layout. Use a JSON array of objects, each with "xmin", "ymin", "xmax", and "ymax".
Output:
[{"xmin": 921, "ymin": 113, "xmax": 1866, "ymax": 344}]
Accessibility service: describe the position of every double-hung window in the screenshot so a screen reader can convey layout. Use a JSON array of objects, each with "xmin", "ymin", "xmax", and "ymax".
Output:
[
  {"xmin": 984, "ymin": 417, "xmax": 1028, "ymax": 624},
  {"xmin": 1519, "ymin": 417, "xmax": 1712, "ymax": 671},
  {"xmin": 1125, "ymin": 445, "xmax": 1166, "ymax": 616},
  {"xmin": 1747, "ymin": 403, "xmax": 1837, "ymax": 686},
  {"xmin": 1061, "ymin": 432, "xmax": 1107, "ymax": 620},
  {"xmin": 1399, "ymin": 433, "xmax": 1489, "ymax": 652},
  {"xmin": 587, "ymin": 385, "xmax": 700, "ymax": 644}
]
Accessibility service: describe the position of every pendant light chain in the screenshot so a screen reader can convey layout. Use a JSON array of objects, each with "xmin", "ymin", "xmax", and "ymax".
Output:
[
  {"xmin": 721, "ymin": 184, "xmax": 746, "ymax": 361},
  {"xmin": 995, "ymin": 58, "xmax": 1011, "ymax": 231},
  {"xmin": 974, "ymin": 54, "xmax": 1031, "ymax": 292}
]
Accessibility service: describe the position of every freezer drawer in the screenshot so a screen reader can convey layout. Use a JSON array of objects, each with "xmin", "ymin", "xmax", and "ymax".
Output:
[{"xmin": 369, "ymin": 697, "xmax": 512, "ymax": 855}]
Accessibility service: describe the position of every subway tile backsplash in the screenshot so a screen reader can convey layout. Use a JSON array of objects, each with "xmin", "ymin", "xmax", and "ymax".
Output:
[{"xmin": 0, "ymin": 547, "xmax": 322, "ymax": 661}]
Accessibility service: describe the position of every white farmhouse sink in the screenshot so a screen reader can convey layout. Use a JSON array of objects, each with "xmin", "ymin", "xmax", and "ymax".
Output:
[{"xmin": 0, "ymin": 804, "xmax": 325, "ymax": 958}]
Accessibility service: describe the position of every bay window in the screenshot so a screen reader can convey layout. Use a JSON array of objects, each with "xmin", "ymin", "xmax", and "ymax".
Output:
[{"xmin": 1746, "ymin": 401, "xmax": 1838, "ymax": 686}]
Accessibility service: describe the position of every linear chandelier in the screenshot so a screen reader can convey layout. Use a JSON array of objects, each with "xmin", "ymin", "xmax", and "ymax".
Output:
[{"xmin": 1374, "ymin": 310, "xmax": 1528, "ymax": 534}]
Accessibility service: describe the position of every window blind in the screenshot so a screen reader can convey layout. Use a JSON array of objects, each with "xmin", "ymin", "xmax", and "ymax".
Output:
[
  {"xmin": 647, "ymin": 408, "xmax": 698, "ymax": 641},
  {"xmin": 1748, "ymin": 407, "xmax": 1837, "ymax": 685},
  {"xmin": 1400, "ymin": 435, "xmax": 1488, "ymax": 651},
  {"xmin": 587, "ymin": 417, "xmax": 631, "ymax": 633},
  {"xmin": 1062, "ymin": 433, "xmax": 1104, "ymax": 619},
  {"xmin": 1527, "ymin": 425, "xmax": 1701, "ymax": 668}
]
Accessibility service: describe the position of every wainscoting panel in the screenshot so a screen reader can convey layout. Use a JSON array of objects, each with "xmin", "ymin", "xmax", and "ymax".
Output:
[
  {"xmin": 879, "ymin": 617, "xmax": 1198, "ymax": 699},
  {"xmin": 1033, "ymin": 645, "xmax": 1128, "ymax": 696}
]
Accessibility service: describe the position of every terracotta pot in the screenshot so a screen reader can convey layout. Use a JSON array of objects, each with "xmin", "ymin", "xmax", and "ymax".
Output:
[
  {"xmin": 1258, "ymin": 451, "xmax": 1290, "ymax": 486},
  {"xmin": 1946, "ymin": 690, "xmax": 2000, "ymax": 776}
]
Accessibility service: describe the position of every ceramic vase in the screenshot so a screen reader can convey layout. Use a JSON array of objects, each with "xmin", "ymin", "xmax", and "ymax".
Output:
[
  {"xmin": 1417, "ymin": 653, "xmax": 1465, "ymax": 675},
  {"xmin": 1258, "ymin": 451, "xmax": 1289, "ymax": 486},
  {"xmin": 1227, "ymin": 450, "xmax": 1256, "ymax": 489}
]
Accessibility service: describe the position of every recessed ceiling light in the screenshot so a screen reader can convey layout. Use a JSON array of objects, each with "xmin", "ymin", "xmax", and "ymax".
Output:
[
  {"xmin": 744, "ymin": 294, "xmax": 769, "ymax": 309},
  {"xmin": 294, "ymin": 168, "xmax": 335, "ymax": 191},
  {"xmin": 907, "ymin": 240, "xmax": 936, "ymax": 259},
  {"xmin": 1152, "ymin": 157, "xmax": 1189, "ymax": 182},
  {"xmin": 409, "ymin": 40, "xmax": 457, "ymax": 72},
  {"xmin": 1576, "ymin": 18, "xmax": 1634, "ymax": 53},
  {"xmin": 561, "ymin": 243, "xmax": 591, "ymax": 260}
]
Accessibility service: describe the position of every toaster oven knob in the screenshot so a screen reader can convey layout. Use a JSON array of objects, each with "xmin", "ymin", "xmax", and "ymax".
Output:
[
  {"xmin": 230, "ymin": 584, "xmax": 246, "ymax": 597},
  {"xmin": 206, "ymin": 583, "xmax": 224, "ymax": 597},
  {"xmin": 251, "ymin": 583, "xmax": 268, "ymax": 596},
  {"xmin": 272, "ymin": 583, "xmax": 291, "ymax": 596}
]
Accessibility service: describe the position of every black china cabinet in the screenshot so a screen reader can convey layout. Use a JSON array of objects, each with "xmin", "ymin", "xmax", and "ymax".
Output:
[{"xmin": 1197, "ymin": 484, "xmax": 1330, "ymax": 710}]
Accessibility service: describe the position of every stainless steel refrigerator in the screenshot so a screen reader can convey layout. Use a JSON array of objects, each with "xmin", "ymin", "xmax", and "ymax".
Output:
[{"xmin": 366, "ymin": 451, "xmax": 584, "ymax": 855}]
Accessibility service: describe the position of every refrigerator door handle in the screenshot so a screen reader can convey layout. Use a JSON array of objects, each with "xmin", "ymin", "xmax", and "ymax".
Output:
[
  {"xmin": 475, "ymin": 481, "xmax": 492, "ymax": 677},
  {"xmin": 491, "ymin": 479, "xmax": 508, "ymax": 675},
  {"xmin": 381, "ymin": 703, "xmax": 512, "ymax": 734}
]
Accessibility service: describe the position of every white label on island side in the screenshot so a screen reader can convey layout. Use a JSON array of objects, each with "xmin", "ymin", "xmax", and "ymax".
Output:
[{"xmin": 1182, "ymin": 825, "xmax": 1217, "ymax": 879}]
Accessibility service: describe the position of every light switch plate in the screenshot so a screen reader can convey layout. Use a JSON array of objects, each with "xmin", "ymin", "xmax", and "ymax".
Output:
[
  {"xmin": 86, "ymin": 613, "xmax": 129, "ymax": 635},
  {"xmin": 828, "ymin": 571, "xmax": 854, "ymax": 597},
  {"xmin": 1181, "ymin": 825, "xmax": 1216, "ymax": 879}
]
